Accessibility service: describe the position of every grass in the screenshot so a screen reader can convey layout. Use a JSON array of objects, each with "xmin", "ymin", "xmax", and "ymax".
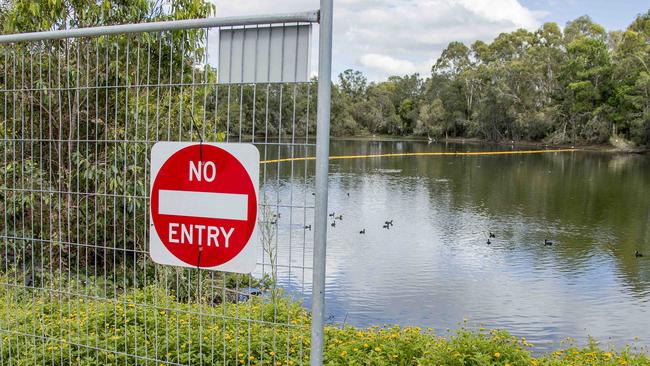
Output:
[{"xmin": 0, "ymin": 285, "xmax": 648, "ymax": 365}]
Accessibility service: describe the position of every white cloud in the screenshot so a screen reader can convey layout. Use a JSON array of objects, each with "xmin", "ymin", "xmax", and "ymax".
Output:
[
  {"xmin": 359, "ymin": 54, "xmax": 418, "ymax": 75},
  {"xmin": 211, "ymin": 0, "xmax": 544, "ymax": 80},
  {"xmin": 457, "ymin": 0, "xmax": 539, "ymax": 27}
]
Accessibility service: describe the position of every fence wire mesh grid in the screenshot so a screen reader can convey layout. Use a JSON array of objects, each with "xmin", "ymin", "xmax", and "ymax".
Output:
[{"xmin": 0, "ymin": 19, "xmax": 320, "ymax": 366}]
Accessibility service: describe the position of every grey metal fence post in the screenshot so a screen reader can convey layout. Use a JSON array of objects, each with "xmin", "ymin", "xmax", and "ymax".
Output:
[{"xmin": 310, "ymin": 0, "xmax": 333, "ymax": 365}]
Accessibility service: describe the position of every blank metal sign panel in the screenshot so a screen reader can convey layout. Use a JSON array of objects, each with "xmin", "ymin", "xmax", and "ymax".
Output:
[{"xmin": 218, "ymin": 24, "xmax": 312, "ymax": 84}]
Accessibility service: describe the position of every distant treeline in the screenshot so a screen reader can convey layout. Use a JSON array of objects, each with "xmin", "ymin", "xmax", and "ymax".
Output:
[{"xmin": 330, "ymin": 11, "xmax": 650, "ymax": 147}]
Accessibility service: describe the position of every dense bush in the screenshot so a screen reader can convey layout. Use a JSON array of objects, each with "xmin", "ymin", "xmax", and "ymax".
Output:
[
  {"xmin": 1, "ymin": 284, "xmax": 648, "ymax": 365},
  {"xmin": 0, "ymin": 0, "xmax": 315, "ymax": 278}
]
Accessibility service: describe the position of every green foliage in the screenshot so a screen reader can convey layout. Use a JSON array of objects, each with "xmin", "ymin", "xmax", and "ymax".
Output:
[
  {"xmin": 415, "ymin": 98, "xmax": 447, "ymax": 137},
  {"xmin": 330, "ymin": 11, "xmax": 650, "ymax": 147},
  {"xmin": 0, "ymin": 282, "xmax": 309, "ymax": 366},
  {"xmin": 1, "ymin": 0, "xmax": 214, "ymax": 34},
  {"xmin": 0, "ymin": 1, "xmax": 315, "ymax": 284},
  {"xmin": 1, "ymin": 284, "xmax": 648, "ymax": 365},
  {"xmin": 0, "ymin": 0, "xmax": 216, "ymax": 270}
]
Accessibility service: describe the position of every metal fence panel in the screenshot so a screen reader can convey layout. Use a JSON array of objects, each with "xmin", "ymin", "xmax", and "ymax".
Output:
[
  {"xmin": 218, "ymin": 25, "xmax": 312, "ymax": 84},
  {"xmin": 0, "ymin": 9, "xmax": 331, "ymax": 366}
]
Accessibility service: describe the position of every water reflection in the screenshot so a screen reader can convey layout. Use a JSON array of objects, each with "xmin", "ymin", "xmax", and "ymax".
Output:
[{"xmin": 256, "ymin": 139, "xmax": 650, "ymax": 350}]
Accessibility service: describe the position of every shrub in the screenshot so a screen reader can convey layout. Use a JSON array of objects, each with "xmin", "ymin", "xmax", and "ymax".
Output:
[{"xmin": 1, "ymin": 285, "xmax": 648, "ymax": 365}]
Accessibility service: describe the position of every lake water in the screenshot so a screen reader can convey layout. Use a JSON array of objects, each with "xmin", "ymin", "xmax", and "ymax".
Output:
[{"xmin": 257, "ymin": 138, "xmax": 650, "ymax": 351}]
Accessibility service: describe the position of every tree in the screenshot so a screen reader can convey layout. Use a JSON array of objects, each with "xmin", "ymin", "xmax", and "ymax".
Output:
[
  {"xmin": 433, "ymin": 41, "xmax": 470, "ymax": 76},
  {"xmin": 0, "ymin": 0, "xmax": 215, "ymax": 274},
  {"xmin": 338, "ymin": 69, "xmax": 368, "ymax": 100},
  {"xmin": 564, "ymin": 15, "xmax": 607, "ymax": 43},
  {"xmin": 416, "ymin": 98, "xmax": 447, "ymax": 137},
  {"xmin": 559, "ymin": 36, "xmax": 612, "ymax": 143},
  {"xmin": 608, "ymin": 10, "xmax": 650, "ymax": 143}
]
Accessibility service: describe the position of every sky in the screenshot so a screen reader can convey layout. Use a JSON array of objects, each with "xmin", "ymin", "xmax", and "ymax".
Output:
[{"xmin": 212, "ymin": 0, "xmax": 649, "ymax": 81}]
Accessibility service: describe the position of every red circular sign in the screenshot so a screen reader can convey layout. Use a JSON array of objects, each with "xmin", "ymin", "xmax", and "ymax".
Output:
[{"xmin": 151, "ymin": 144, "xmax": 257, "ymax": 267}]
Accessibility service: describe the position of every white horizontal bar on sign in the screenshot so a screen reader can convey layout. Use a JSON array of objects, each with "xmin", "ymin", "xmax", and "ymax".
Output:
[{"xmin": 158, "ymin": 190, "xmax": 248, "ymax": 221}]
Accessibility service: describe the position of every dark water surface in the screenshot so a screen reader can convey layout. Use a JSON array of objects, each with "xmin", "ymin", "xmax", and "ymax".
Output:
[{"xmin": 258, "ymin": 138, "xmax": 650, "ymax": 350}]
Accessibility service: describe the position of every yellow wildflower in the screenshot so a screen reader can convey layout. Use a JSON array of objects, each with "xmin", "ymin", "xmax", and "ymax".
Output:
[
  {"xmin": 374, "ymin": 347, "xmax": 381, "ymax": 352},
  {"xmin": 494, "ymin": 352, "xmax": 501, "ymax": 359}
]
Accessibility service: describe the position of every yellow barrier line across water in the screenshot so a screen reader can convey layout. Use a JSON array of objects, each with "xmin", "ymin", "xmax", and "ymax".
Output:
[{"xmin": 260, "ymin": 148, "xmax": 578, "ymax": 164}]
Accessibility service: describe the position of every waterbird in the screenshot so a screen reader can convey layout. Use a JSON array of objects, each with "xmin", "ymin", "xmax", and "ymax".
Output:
[
  {"xmin": 329, "ymin": 212, "xmax": 335, "ymax": 217},
  {"xmin": 304, "ymin": 225, "xmax": 311, "ymax": 231},
  {"xmin": 635, "ymin": 251, "xmax": 644, "ymax": 258},
  {"xmin": 335, "ymin": 215, "xmax": 343, "ymax": 221},
  {"xmin": 359, "ymin": 229, "xmax": 365, "ymax": 234},
  {"xmin": 347, "ymin": 192, "xmax": 350, "ymax": 197},
  {"xmin": 331, "ymin": 221, "xmax": 336, "ymax": 227},
  {"xmin": 384, "ymin": 220, "xmax": 394, "ymax": 227},
  {"xmin": 311, "ymin": 192, "xmax": 315, "ymax": 196},
  {"xmin": 544, "ymin": 239, "xmax": 554, "ymax": 246},
  {"xmin": 489, "ymin": 232, "xmax": 496, "ymax": 238},
  {"xmin": 487, "ymin": 239, "xmax": 491, "ymax": 245},
  {"xmin": 382, "ymin": 224, "xmax": 390, "ymax": 229}
]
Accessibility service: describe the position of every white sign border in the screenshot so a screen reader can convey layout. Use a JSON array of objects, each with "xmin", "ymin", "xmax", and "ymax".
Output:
[{"xmin": 149, "ymin": 142, "xmax": 260, "ymax": 273}]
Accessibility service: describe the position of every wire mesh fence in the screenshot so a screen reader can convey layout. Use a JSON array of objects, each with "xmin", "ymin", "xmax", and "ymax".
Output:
[{"xmin": 0, "ymin": 14, "xmax": 323, "ymax": 366}]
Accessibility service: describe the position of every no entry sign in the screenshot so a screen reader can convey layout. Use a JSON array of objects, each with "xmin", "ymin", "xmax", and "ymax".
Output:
[{"xmin": 149, "ymin": 142, "xmax": 259, "ymax": 273}]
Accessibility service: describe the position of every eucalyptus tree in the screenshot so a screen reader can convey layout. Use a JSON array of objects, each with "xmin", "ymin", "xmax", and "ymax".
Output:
[{"xmin": 609, "ymin": 10, "xmax": 650, "ymax": 144}]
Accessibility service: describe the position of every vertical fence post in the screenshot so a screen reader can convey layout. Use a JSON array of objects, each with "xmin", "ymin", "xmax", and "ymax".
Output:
[{"xmin": 311, "ymin": 0, "xmax": 333, "ymax": 365}]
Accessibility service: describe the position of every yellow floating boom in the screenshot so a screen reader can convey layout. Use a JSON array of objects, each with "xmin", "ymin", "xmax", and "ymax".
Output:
[{"xmin": 261, "ymin": 148, "xmax": 577, "ymax": 164}]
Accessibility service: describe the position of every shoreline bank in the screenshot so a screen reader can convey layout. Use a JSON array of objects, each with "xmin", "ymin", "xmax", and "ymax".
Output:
[{"xmin": 329, "ymin": 134, "xmax": 649, "ymax": 154}]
